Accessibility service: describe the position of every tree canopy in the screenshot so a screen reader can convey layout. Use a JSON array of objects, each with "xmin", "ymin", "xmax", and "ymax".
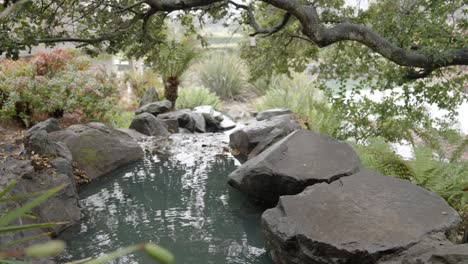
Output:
[{"xmin": 1, "ymin": 0, "xmax": 467, "ymax": 141}]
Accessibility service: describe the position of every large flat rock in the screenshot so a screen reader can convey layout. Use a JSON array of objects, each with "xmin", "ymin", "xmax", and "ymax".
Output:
[
  {"xmin": 228, "ymin": 129, "xmax": 361, "ymax": 204},
  {"xmin": 262, "ymin": 170, "xmax": 461, "ymax": 264},
  {"xmin": 49, "ymin": 123, "xmax": 144, "ymax": 180}
]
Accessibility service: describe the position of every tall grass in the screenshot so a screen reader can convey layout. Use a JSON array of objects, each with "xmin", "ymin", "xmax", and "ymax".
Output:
[
  {"xmin": 176, "ymin": 87, "xmax": 221, "ymax": 110},
  {"xmin": 256, "ymin": 73, "xmax": 341, "ymax": 137},
  {"xmin": 195, "ymin": 52, "xmax": 248, "ymax": 100}
]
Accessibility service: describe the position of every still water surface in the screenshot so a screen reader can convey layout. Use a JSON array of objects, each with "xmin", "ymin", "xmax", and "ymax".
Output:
[{"xmin": 58, "ymin": 134, "xmax": 273, "ymax": 264}]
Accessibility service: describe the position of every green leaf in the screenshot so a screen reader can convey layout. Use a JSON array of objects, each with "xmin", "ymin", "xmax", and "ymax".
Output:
[
  {"xmin": 0, "ymin": 232, "xmax": 52, "ymax": 250},
  {"xmin": 0, "ymin": 191, "xmax": 48, "ymax": 203},
  {"xmin": 83, "ymin": 245, "xmax": 140, "ymax": 264},
  {"xmin": 0, "ymin": 180, "xmax": 17, "ymax": 199},
  {"xmin": 0, "ymin": 186, "xmax": 63, "ymax": 227},
  {"xmin": 24, "ymin": 240, "xmax": 65, "ymax": 257},
  {"xmin": 144, "ymin": 243, "xmax": 174, "ymax": 264},
  {"xmin": 0, "ymin": 222, "xmax": 67, "ymax": 234},
  {"xmin": 0, "ymin": 260, "xmax": 31, "ymax": 264}
]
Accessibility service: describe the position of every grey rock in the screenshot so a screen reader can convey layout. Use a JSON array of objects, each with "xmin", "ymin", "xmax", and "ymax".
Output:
[
  {"xmin": 191, "ymin": 112, "xmax": 206, "ymax": 133},
  {"xmin": 160, "ymin": 119, "xmax": 179, "ymax": 133},
  {"xmin": 0, "ymin": 155, "xmax": 79, "ymax": 236},
  {"xmin": 117, "ymin": 128, "xmax": 149, "ymax": 141},
  {"xmin": 49, "ymin": 123, "xmax": 144, "ymax": 180},
  {"xmin": 193, "ymin": 105, "xmax": 217, "ymax": 115},
  {"xmin": 256, "ymin": 108, "xmax": 292, "ymax": 121},
  {"xmin": 193, "ymin": 105, "xmax": 236, "ymax": 132},
  {"xmin": 220, "ymin": 116, "xmax": 236, "ymax": 131},
  {"xmin": 130, "ymin": 113, "xmax": 170, "ymax": 137},
  {"xmin": 379, "ymin": 242, "xmax": 468, "ymax": 264},
  {"xmin": 26, "ymin": 118, "xmax": 61, "ymax": 136},
  {"xmin": 24, "ymin": 130, "xmax": 56, "ymax": 156},
  {"xmin": 179, "ymin": 128, "xmax": 192, "ymax": 134},
  {"xmin": 262, "ymin": 170, "xmax": 461, "ymax": 264},
  {"xmin": 425, "ymin": 244, "xmax": 468, "ymax": 264},
  {"xmin": 202, "ymin": 113, "xmax": 222, "ymax": 132},
  {"xmin": 24, "ymin": 160, "xmax": 80, "ymax": 234},
  {"xmin": 135, "ymin": 100, "xmax": 172, "ymax": 116},
  {"xmin": 158, "ymin": 110, "xmax": 196, "ymax": 132},
  {"xmin": 229, "ymin": 115, "xmax": 301, "ymax": 162},
  {"xmin": 139, "ymin": 87, "xmax": 160, "ymax": 107},
  {"xmin": 228, "ymin": 129, "xmax": 361, "ymax": 204}
]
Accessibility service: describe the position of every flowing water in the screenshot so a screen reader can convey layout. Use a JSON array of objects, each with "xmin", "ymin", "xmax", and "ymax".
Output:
[{"xmin": 58, "ymin": 133, "xmax": 273, "ymax": 264}]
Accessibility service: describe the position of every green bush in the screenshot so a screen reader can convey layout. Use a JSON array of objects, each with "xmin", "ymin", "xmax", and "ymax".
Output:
[
  {"xmin": 104, "ymin": 109, "xmax": 135, "ymax": 128},
  {"xmin": 256, "ymin": 73, "xmax": 341, "ymax": 137},
  {"xmin": 0, "ymin": 49, "xmax": 119, "ymax": 126},
  {"xmin": 123, "ymin": 69, "xmax": 164, "ymax": 102},
  {"xmin": 196, "ymin": 52, "xmax": 248, "ymax": 100},
  {"xmin": 176, "ymin": 86, "xmax": 221, "ymax": 110}
]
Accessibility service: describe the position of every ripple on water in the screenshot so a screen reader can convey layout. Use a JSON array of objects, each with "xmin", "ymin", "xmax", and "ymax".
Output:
[{"xmin": 58, "ymin": 133, "xmax": 273, "ymax": 264}]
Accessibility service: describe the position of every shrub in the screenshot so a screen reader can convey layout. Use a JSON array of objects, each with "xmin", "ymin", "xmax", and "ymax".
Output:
[
  {"xmin": 176, "ymin": 86, "xmax": 221, "ymax": 110},
  {"xmin": 0, "ymin": 49, "xmax": 119, "ymax": 126},
  {"xmin": 104, "ymin": 109, "xmax": 135, "ymax": 128},
  {"xmin": 256, "ymin": 73, "xmax": 341, "ymax": 138},
  {"xmin": 123, "ymin": 69, "xmax": 164, "ymax": 103},
  {"xmin": 195, "ymin": 52, "xmax": 248, "ymax": 100}
]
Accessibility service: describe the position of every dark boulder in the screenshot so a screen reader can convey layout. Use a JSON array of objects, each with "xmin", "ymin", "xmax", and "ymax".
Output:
[
  {"xmin": 160, "ymin": 119, "xmax": 179, "ymax": 133},
  {"xmin": 191, "ymin": 112, "xmax": 206, "ymax": 133},
  {"xmin": 256, "ymin": 108, "xmax": 292, "ymax": 121},
  {"xmin": 135, "ymin": 100, "xmax": 172, "ymax": 116},
  {"xmin": 158, "ymin": 110, "xmax": 196, "ymax": 132},
  {"xmin": 194, "ymin": 105, "xmax": 236, "ymax": 132},
  {"xmin": 262, "ymin": 170, "xmax": 461, "ymax": 264},
  {"xmin": 228, "ymin": 129, "xmax": 360, "ymax": 204},
  {"xmin": 130, "ymin": 113, "xmax": 170, "ymax": 137},
  {"xmin": 229, "ymin": 115, "xmax": 300, "ymax": 162},
  {"xmin": 0, "ymin": 156, "xmax": 80, "ymax": 235},
  {"xmin": 26, "ymin": 118, "xmax": 61, "ymax": 135},
  {"xmin": 49, "ymin": 123, "xmax": 144, "ymax": 180}
]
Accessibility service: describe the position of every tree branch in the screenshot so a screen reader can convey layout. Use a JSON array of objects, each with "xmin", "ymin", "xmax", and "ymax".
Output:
[
  {"xmin": 229, "ymin": 1, "xmax": 291, "ymax": 37},
  {"xmin": 262, "ymin": 0, "xmax": 468, "ymax": 69}
]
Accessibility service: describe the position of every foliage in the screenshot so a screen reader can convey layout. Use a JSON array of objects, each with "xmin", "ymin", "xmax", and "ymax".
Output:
[
  {"xmin": 256, "ymin": 73, "xmax": 341, "ymax": 138},
  {"xmin": 141, "ymin": 38, "xmax": 199, "ymax": 81},
  {"xmin": 195, "ymin": 52, "xmax": 249, "ymax": 100},
  {"xmin": 123, "ymin": 70, "xmax": 163, "ymax": 102},
  {"xmin": 352, "ymin": 138, "xmax": 468, "ymax": 213},
  {"xmin": 239, "ymin": 0, "xmax": 467, "ymax": 143},
  {"xmin": 176, "ymin": 86, "xmax": 221, "ymax": 110},
  {"xmin": 0, "ymin": 49, "xmax": 119, "ymax": 127},
  {"xmin": 0, "ymin": 181, "xmax": 174, "ymax": 263},
  {"xmin": 103, "ymin": 109, "xmax": 135, "ymax": 129}
]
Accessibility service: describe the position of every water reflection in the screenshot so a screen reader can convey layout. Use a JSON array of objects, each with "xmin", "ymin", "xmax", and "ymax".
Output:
[{"xmin": 59, "ymin": 134, "xmax": 272, "ymax": 264}]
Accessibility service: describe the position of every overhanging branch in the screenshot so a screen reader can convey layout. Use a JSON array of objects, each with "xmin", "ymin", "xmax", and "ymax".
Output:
[{"xmin": 229, "ymin": 1, "xmax": 291, "ymax": 37}]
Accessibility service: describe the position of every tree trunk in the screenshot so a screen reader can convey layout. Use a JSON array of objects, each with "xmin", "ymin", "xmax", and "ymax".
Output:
[{"xmin": 164, "ymin": 76, "xmax": 180, "ymax": 109}]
